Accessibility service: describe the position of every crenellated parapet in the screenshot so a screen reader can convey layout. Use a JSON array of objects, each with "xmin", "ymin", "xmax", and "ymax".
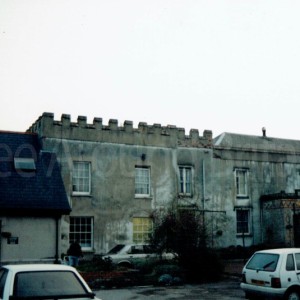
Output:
[{"xmin": 28, "ymin": 112, "xmax": 212, "ymax": 148}]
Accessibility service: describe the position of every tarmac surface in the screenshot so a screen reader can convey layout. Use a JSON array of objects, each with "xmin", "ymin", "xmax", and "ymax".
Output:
[
  {"xmin": 94, "ymin": 259, "xmax": 246, "ymax": 300},
  {"xmin": 95, "ymin": 277, "xmax": 245, "ymax": 300}
]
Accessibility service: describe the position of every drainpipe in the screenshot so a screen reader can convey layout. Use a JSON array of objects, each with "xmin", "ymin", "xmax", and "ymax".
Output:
[
  {"xmin": 55, "ymin": 216, "xmax": 59, "ymax": 264},
  {"xmin": 202, "ymin": 160, "xmax": 205, "ymax": 208},
  {"xmin": 202, "ymin": 159, "xmax": 205, "ymax": 227},
  {"xmin": 260, "ymin": 202, "xmax": 264, "ymax": 245},
  {"xmin": 293, "ymin": 203, "xmax": 296, "ymax": 247},
  {"xmin": 0, "ymin": 220, "xmax": 2, "ymax": 266}
]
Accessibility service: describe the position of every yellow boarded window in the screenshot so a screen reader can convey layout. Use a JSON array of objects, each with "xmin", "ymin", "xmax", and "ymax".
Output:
[{"xmin": 133, "ymin": 217, "xmax": 153, "ymax": 243}]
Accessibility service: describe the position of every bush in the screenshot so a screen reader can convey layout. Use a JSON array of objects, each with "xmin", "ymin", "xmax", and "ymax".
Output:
[
  {"xmin": 128, "ymin": 258, "xmax": 156, "ymax": 274},
  {"xmin": 77, "ymin": 255, "xmax": 113, "ymax": 272},
  {"xmin": 151, "ymin": 208, "xmax": 224, "ymax": 283},
  {"xmin": 175, "ymin": 247, "xmax": 224, "ymax": 283},
  {"xmin": 154, "ymin": 264, "xmax": 182, "ymax": 277}
]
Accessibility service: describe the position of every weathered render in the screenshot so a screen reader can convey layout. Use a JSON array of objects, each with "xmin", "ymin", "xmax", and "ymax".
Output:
[
  {"xmin": 27, "ymin": 113, "xmax": 300, "ymax": 257},
  {"xmin": 213, "ymin": 131, "xmax": 300, "ymax": 248},
  {"xmin": 28, "ymin": 113, "xmax": 214, "ymax": 256}
]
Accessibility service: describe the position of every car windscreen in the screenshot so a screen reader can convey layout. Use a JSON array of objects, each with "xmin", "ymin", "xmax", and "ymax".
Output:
[
  {"xmin": 12, "ymin": 270, "xmax": 92, "ymax": 299},
  {"xmin": 107, "ymin": 244, "xmax": 125, "ymax": 254},
  {"xmin": 246, "ymin": 253, "xmax": 279, "ymax": 272}
]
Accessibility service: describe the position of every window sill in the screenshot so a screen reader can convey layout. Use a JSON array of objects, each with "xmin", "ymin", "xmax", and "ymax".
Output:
[
  {"xmin": 236, "ymin": 234, "xmax": 253, "ymax": 237},
  {"xmin": 134, "ymin": 195, "xmax": 152, "ymax": 200},
  {"xmin": 72, "ymin": 193, "xmax": 92, "ymax": 197},
  {"xmin": 82, "ymin": 249, "xmax": 94, "ymax": 253},
  {"xmin": 178, "ymin": 194, "xmax": 193, "ymax": 198},
  {"xmin": 236, "ymin": 196, "xmax": 249, "ymax": 200}
]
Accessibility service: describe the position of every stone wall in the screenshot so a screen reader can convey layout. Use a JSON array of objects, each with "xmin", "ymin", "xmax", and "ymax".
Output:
[
  {"xmin": 28, "ymin": 112, "xmax": 214, "ymax": 254},
  {"xmin": 28, "ymin": 112, "xmax": 213, "ymax": 148}
]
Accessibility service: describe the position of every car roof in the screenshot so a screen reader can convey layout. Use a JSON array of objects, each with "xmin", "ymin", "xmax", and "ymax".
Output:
[
  {"xmin": 2, "ymin": 264, "xmax": 75, "ymax": 272},
  {"xmin": 255, "ymin": 248, "xmax": 300, "ymax": 254}
]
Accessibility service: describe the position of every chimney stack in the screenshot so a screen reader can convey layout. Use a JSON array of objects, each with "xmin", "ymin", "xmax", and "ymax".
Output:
[{"xmin": 262, "ymin": 127, "xmax": 266, "ymax": 137}]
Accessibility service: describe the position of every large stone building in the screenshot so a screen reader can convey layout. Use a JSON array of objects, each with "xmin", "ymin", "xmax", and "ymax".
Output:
[
  {"xmin": 28, "ymin": 113, "xmax": 214, "ymax": 256},
  {"xmin": 27, "ymin": 113, "xmax": 300, "ymax": 257}
]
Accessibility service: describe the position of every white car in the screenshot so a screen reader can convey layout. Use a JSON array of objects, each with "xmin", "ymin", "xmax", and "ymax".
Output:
[
  {"xmin": 241, "ymin": 248, "xmax": 300, "ymax": 299},
  {"xmin": 0, "ymin": 264, "xmax": 102, "ymax": 300},
  {"xmin": 103, "ymin": 244, "xmax": 174, "ymax": 268}
]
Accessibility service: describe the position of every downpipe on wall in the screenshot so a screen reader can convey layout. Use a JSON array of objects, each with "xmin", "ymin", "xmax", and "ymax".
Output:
[{"xmin": 0, "ymin": 220, "xmax": 2, "ymax": 266}]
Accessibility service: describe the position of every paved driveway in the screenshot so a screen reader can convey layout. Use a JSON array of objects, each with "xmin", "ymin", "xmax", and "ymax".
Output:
[{"xmin": 95, "ymin": 277, "xmax": 245, "ymax": 300}]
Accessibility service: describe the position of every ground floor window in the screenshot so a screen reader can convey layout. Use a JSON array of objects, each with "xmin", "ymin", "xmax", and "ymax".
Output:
[
  {"xmin": 69, "ymin": 217, "xmax": 93, "ymax": 251},
  {"xmin": 236, "ymin": 209, "xmax": 250, "ymax": 235},
  {"xmin": 133, "ymin": 217, "xmax": 153, "ymax": 243}
]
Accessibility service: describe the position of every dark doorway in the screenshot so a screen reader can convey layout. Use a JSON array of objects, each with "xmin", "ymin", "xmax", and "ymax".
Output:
[{"xmin": 293, "ymin": 213, "xmax": 300, "ymax": 247}]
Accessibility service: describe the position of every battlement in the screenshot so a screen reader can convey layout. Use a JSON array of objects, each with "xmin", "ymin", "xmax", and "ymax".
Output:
[{"xmin": 28, "ymin": 112, "xmax": 213, "ymax": 148}]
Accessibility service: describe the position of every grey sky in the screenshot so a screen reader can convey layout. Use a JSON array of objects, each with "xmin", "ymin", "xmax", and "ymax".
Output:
[{"xmin": 1, "ymin": 0, "xmax": 300, "ymax": 139}]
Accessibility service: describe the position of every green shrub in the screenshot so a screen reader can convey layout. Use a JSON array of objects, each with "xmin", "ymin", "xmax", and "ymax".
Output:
[
  {"xmin": 131, "ymin": 258, "xmax": 157, "ymax": 274},
  {"xmin": 151, "ymin": 208, "xmax": 224, "ymax": 283},
  {"xmin": 77, "ymin": 255, "xmax": 113, "ymax": 272},
  {"xmin": 154, "ymin": 264, "xmax": 182, "ymax": 277},
  {"xmin": 179, "ymin": 248, "xmax": 224, "ymax": 283}
]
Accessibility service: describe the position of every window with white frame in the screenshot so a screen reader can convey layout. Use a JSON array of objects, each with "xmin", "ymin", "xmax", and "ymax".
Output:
[
  {"xmin": 72, "ymin": 161, "xmax": 91, "ymax": 195},
  {"xmin": 236, "ymin": 209, "xmax": 250, "ymax": 235},
  {"xmin": 14, "ymin": 157, "xmax": 36, "ymax": 171},
  {"xmin": 135, "ymin": 167, "xmax": 150, "ymax": 197},
  {"xmin": 132, "ymin": 217, "xmax": 153, "ymax": 243},
  {"xmin": 179, "ymin": 166, "xmax": 192, "ymax": 196},
  {"xmin": 69, "ymin": 217, "xmax": 93, "ymax": 251},
  {"xmin": 235, "ymin": 168, "xmax": 248, "ymax": 197}
]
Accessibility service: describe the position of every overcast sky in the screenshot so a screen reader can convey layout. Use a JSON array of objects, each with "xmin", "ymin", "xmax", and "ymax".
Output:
[{"xmin": 1, "ymin": 0, "xmax": 300, "ymax": 140}]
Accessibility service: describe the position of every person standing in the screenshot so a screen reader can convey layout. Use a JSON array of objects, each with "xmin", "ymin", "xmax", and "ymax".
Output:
[{"xmin": 67, "ymin": 240, "xmax": 83, "ymax": 267}]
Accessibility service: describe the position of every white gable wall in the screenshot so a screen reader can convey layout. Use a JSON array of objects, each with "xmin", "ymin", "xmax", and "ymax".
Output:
[{"xmin": 0, "ymin": 217, "xmax": 57, "ymax": 263}]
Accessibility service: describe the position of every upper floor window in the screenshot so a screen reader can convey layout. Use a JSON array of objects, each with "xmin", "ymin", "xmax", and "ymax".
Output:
[
  {"xmin": 14, "ymin": 157, "xmax": 36, "ymax": 171},
  {"xmin": 179, "ymin": 166, "xmax": 192, "ymax": 196},
  {"xmin": 135, "ymin": 167, "xmax": 150, "ymax": 197},
  {"xmin": 72, "ymin": 161, "xmax": 91, "ymax": 195},
  {"xmin": 235, "ymin": 168, "xmax": 248, "ymax": 197},
  {"xmin": 236, "ymin": 209, "xmax": 250, "ymax": 235}
]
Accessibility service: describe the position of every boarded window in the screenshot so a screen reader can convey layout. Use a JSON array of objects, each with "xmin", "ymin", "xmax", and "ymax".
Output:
[{"xmin": 133, "ymin": 217, "xmax": 153, "ymax": 243}]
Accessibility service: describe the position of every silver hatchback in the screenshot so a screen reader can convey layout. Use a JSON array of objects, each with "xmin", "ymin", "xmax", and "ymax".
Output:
[{"xmin": 241, "ymin": 248, "xmax": 300, "ymax": 299}]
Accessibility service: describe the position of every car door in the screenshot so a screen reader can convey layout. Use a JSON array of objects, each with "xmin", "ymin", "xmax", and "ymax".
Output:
[
  {"xmin": 280, "ymin": 253, "xmax": 299, "ymax": 288},
  {"xmin": 128, "ymin": 245, "xmax": 148, "ymax": 260}
]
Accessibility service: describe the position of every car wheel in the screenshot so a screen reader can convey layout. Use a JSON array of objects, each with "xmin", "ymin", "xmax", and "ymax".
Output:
[
  {"xmin": 285, "ymin": 290, "xmax": 300, "ymax": 300},
  {"xmin": 118, "ymin": 262, "xmax": 133, "ymax": 269}
]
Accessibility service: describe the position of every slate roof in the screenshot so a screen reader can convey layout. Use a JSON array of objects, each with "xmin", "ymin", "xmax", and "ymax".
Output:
[
  {"xmin": 214, "ymin": 132, "xmax": 300, "ymax": 153},
  {"xmin": 0, "ymin": 131, "xmax": 71, "ymax": 216}
]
